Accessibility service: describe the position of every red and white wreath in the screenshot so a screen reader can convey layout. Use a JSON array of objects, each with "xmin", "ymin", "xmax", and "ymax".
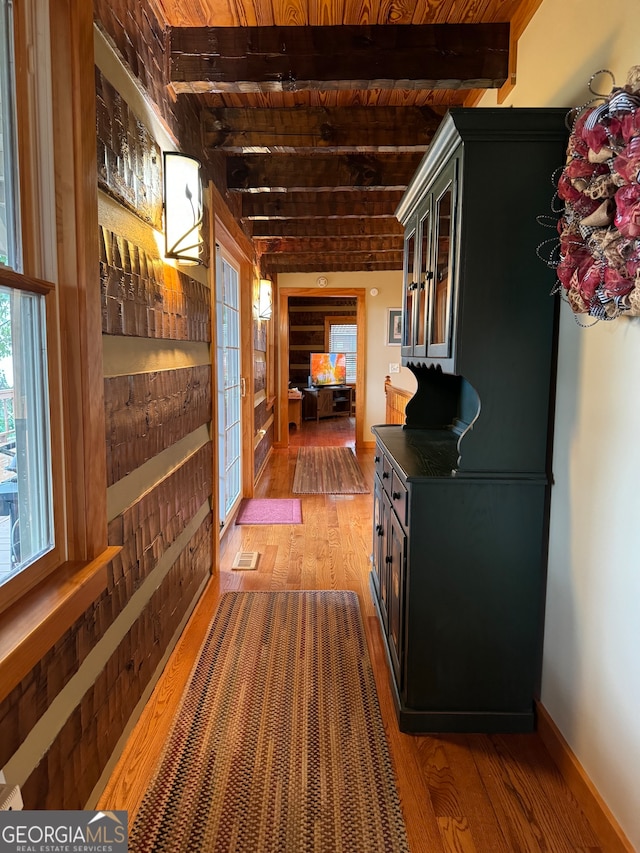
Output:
[{"xmin": 551, "ymin": 65, "xmax": 640, "ymax": 321}]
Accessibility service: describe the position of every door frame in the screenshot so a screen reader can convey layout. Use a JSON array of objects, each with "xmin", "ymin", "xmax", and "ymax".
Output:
[
  {"xmin": 215, "ymin": 248, "xmax": 245, "ymax": 526},
  {"xmin": 277, "ymin": 287, "xmax": 366, "ymax": 448},
  {"xmin": 211, "ymin": 207, "xmax": 255, "ymax": 544}
]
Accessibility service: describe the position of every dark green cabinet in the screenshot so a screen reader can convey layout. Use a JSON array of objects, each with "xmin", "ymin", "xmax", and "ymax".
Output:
[
  {"xmin": 371, "ymin": 430, "xmax": 549, "ymax": 733},
  {"xmin": 371, "ymin": 108, "xmax": 567, "ymax": 733}
]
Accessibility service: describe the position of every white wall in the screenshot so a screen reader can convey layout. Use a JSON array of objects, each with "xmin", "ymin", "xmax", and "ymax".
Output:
[
  {"xmin": 279, "ymin": 271, "xmax": 416, "ymax": 438},
  {"xmin": 481, "ymin": 1, "xmax": 640, "ymax": 847}
]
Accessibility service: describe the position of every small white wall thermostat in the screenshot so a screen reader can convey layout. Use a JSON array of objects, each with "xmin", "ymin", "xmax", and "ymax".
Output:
[
  {"xmin": 316, "ymin": 276, "xmax": 328, "ymax": 288},
  {"xmin": 370, "ymin": 288, "xmax": 379, "ymax": 296}
]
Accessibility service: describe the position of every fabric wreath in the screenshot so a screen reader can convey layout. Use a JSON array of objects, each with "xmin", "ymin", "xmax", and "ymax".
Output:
[
  {"xmin": 544, "ymin": 64, "xmax": 640, "ymax": 321},
  {"xmin": 614, "ymin": 184, "xmax": 640, "ymax": 239},
  {"xmin": 612, "ymin": 136, "xmax": 640, "ymax": 183}
]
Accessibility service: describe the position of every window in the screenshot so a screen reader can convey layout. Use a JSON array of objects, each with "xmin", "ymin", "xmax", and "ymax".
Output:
[
  {"xmin": 0, "ymin": 287, "xmax": 53, "ymax": 583},
  {"xmin": 326, "ymin": 318, "xmax": 357, "ymax": 384},
  {"xmin": 0, "ymin": 0, "xmax": 75, "ymax": 609},
  {"xmin": 0, "ymin": 0, "xmax": 18, "ymax": 269},
  {"xmin": 0, "ymin": 0, "xmax": 111, "ymax": 702},
  {"xmin": 0, "ymin": 1, "xmax": 55, "ymax": 593}
]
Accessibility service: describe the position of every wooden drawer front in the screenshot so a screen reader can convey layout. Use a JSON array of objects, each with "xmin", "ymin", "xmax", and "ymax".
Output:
[
  {"xmin": 381, "ymin": 456, "xmax": 393, "ymax": 490},
  {"xmin": 390, "ymin": 471, "xmax": 408, "ymax": 526},
  {"xmin": 374, "ymin": 446, "xmax": 385, "ymax": 481}
]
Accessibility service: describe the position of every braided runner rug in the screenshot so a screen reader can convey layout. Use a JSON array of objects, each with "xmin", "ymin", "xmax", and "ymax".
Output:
[{"xmin": 129, "ymin": 590, "xmax": 409, "ymax": 853}]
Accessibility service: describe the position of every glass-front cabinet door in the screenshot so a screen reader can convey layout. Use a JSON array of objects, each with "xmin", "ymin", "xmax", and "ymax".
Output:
[
  {"xmin": 401, "ymin": 226, "xmax": 417, "ymax": 358},
  {"xmin": 413, "ymin": 202, "xmax": 431, "ymax": 359},
  {"xmin": 427, "ymin": 161, "xmax": 458, "ymax": 359},
  {"xmin": 400, "ymin": 158, "xmax": 458, "ymax": 363}
]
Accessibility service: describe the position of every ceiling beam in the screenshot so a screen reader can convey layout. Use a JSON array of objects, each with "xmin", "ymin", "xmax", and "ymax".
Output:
[
  {"xmin": 249, "ymin": 217, "xmax": 402, "ymax": 237},
  {"xmin": 169, "ymin": 23, "xmax": 510, "ymax": 94},
  {"xmin": 240, "ymin": 190, "xmax": 405, "ymax": 219},
  {"xmin": 227, "ymin": 152, "xmax": 422, "ymax": 191},
  {"xmin": 254, "ymin": 235, "xmax": 403, "ymax": 254},
  {"xmin": 202, "ymin": 105, "xmax": 446, "ymax": 152},
  {"xmin": 263, "ymin": 252, "xmax": 404, "ymax": 273}
]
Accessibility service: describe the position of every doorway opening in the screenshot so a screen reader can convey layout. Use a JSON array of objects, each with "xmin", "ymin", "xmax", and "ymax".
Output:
[{"xmin": 277, "ymin": 287, "xmax": 366, "ymax": 449}]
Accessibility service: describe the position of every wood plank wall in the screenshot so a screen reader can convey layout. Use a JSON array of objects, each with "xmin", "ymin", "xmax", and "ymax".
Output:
[
  {"xmin": 93, "ymin": 0, "xmax": 232, "ymax": 210},
  {"xmin": 0, "ymin": 3, "xmax": 236, "ymax": 809}
]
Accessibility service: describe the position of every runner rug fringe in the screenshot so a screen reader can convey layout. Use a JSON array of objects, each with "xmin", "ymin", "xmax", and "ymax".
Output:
[
  {"xmin": 292, "ymin": 447, "xmax": 369, "ymax": 494},
  {"xmin": 129, "ymin": 590, "xmax": 409, "ymax": 853}
]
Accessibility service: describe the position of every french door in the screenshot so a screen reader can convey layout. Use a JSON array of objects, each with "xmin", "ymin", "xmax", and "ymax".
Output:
[{"xmin": 216, "ymin": 247, "xmax": 242, "ymax": 528}]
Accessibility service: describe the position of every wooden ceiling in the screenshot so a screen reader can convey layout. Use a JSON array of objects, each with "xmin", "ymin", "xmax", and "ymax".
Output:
[{"xmin": 152, "ymin": 0, "xmax": 542, "ymax": 274}]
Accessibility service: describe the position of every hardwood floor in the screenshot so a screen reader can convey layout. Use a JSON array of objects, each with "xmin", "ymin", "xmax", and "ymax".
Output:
[{"xmin": 98, "ymin": 417, "xmax": 618, "ymax": 852}]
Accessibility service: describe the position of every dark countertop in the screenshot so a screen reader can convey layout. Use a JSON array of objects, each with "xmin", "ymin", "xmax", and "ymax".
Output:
[{"xmin": 372, "ymin": 424, "xmax": 459, "ymax": 480}]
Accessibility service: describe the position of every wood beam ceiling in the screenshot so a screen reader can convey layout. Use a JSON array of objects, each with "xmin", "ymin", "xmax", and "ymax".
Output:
[
  {"xmin": 249, "ymin": 218, "xmax": 402, "ymax": 237},
  {"xmin": 169, "ymin": 24, "xmax": 510, "ymax": 94},
  {"xmin": 263, "ymin": 253, "xmax": 404, "ymax": 273},
  {"xmin": 202, "ymin": 106, "xmax": 445, "ymax": 153},
  {"xmin": 226, "ymin": 152, "xmax": 423, "ymax": 192},
  {"xmin": 165, "ymin": 21, "xmax": 512, "ymax": 273},
  {"xmin": 239, "ymin": 191, "xmax": 405, "ymax": 219}
]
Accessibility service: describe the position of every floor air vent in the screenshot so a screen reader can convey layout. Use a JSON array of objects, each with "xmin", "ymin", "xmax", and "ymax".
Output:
[
  {"xmin": 0, "ymin": 784, "xmax": 23, "ymax": 810},
  {"xmin": 232, "ymin": 551, "xmax": 260, "ymax": 571}
]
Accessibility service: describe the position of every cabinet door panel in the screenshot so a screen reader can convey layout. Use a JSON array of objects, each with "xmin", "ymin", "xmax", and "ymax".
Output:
[
  {"xmin": 428, "ymin": 160, "xmax": 458, "ymax": 359},
  {"xmin": 372, "ymin": 477, "xmax": 389, "ymax": 629},
  {"xmin": 414, "ymin": 202, "xmax": 431, "ymax": 358},
  {"xmin": 388, "ymin": 507, "xmax": 406, "ymax": 691},
  {"xmin": 401, "ymin": 227, "xmax": 417, "ymax": 357},
  {"xmin": 317, "ymin": 388, "xmax": 333, "ymax": 417}
]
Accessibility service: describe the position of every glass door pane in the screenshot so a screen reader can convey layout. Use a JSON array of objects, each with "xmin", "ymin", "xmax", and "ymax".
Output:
[
  {"xmin": 216, "ymin": 250, "xmax": 242, "ymax": 526},
  {"xmin": 428, "ymin": 167, "xmax": 457, "ymax": 358},
  {"xmin": 414, "ymin": 204, "xmax": 431, "ymax": 357},
  {"xmin": 401, "ymin": 228, "xmax": 416, "ymax": 355}
]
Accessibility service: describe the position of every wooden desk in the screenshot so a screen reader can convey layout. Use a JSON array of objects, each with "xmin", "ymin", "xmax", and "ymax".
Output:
[
  {"xmin": 288, "ymin": 395, "xmax": 302, "ymax": 429},
  {"xmin": 303, "ymin": 386, "xmax": 353, "ymax": 422}
]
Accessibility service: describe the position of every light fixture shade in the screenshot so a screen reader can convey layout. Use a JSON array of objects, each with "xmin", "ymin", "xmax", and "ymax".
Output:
[
  {"xmin": 163, "ymin": 151, "xmax": 203, "ymax": 264},
  {"xmin": 258, "ymin": 278, "xmax": 273, "ymax": 319}
]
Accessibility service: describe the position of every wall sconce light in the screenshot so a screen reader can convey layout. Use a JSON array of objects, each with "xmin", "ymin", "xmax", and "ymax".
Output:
[
  {"xmin": 163, "ymin": 151, "xmax": 203, "ymax": 265},
  {"xmin": 258, "ymin": 278, "xmax": 273, "ymax": 320}
]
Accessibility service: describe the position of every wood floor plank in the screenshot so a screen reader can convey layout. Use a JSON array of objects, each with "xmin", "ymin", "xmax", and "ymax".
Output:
[
  {"xmin": 433, "ymin": 734, "xmax": 513, "ymax": 853},
  {"xmin": 494, "ymin": 733, "xmax": 601, "ymax": 849},
  {"xmin": 469, "ymin": 733, "xmax": 577, "ymax": 853},
  {"xmin": 416, "ymin": 737, "xmax": 463, "ymax": 818},
  {"xmin": 437, "ymin": 816, "xmax": 479, "ymax": 853},
  {"xmin": 364, "ymin": 613, "xmax": 445, "ymax": 853}
]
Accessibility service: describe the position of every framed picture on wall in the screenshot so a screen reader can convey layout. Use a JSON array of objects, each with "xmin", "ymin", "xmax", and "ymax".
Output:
[{"xmin": 386, "ymin": 308, "xmax": 402, "ymax": 346}]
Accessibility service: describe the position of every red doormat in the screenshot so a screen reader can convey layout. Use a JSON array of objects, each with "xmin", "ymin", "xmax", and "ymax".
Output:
[{"xmin": 235, "ymin": 498, "xmax": 302, "ymax": 525}]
